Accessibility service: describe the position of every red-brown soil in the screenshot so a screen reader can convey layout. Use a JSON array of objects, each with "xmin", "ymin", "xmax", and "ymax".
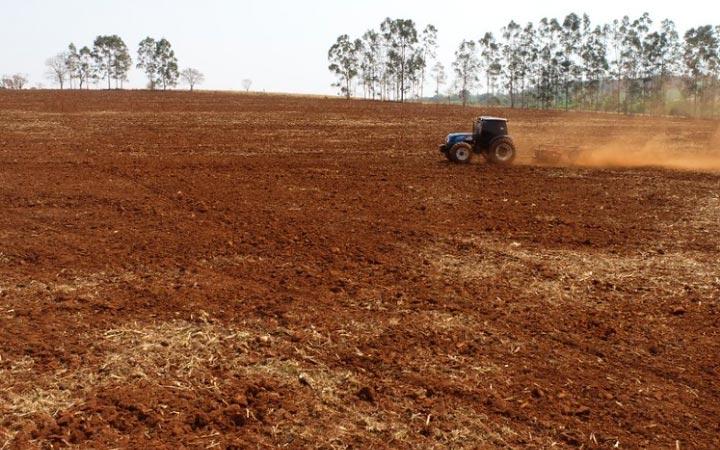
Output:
[{"xmin": 0, "ymin": 90, "xmax": 719, "ymax": 449}]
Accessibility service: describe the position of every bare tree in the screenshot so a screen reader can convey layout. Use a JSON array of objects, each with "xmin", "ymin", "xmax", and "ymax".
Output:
[
  {"xmin": 45, "ymin": 53, "xmax": 70, "ymax": 89},
  {"xmin": 2, "ymin": 74, "xmax": 29, "ymax": 89},
  {"xmin": 242, "ymin": 79, "xmax": 253, "ymax": 92},
  {"xmin": 14, "ymin": 74, "xmax": 29, "ymax": 89},
  {"xmin": 180, "ymin": 68, "xmax": 204, "ymax": 91}
]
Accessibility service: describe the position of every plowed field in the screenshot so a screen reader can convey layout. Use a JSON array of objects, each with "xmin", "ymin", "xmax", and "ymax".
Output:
[{"xmin": 1, "ymin": 90, "xmax": 719, "ymax": 449}]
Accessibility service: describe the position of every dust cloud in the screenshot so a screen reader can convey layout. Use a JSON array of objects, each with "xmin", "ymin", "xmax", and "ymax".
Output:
[{"xmin": 564, "ymin": 125, "xmax": 720, "ymax": 172}]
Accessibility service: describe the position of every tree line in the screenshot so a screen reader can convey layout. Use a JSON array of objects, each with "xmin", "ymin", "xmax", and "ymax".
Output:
[
  {"xmin": 329, "ymin": 14, "xmax": 720, "ymax": 118},
  {"xmin": 2, "ymin": 35, "xmax": 207, "ymax": 91},
  {"xmin": 328, "ymin": 18, "xmax": 438, "ymax": 102}
]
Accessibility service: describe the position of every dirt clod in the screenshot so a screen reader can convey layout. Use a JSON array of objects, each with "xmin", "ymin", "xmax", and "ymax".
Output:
[
  {"xmin": 357, "ymin": 386, "xmax": 376, "ymax": 403},
  {"xmin": 672, "ymin": 306, "xmax": 687, "ymax": 316}
]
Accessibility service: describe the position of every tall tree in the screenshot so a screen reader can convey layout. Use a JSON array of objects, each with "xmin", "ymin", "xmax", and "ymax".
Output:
[
  {"xmin": 580, "ymin": 22, "xmax": 609, "ymax": 109},
  {"xmin": 360, "ymin": 29, "xmax": 383, "ymax": 99},
  {"xmin": 519, "ymin": 22, "xmax": 538, "ymax": 108},
  {"xmin": 381, "ymin": 18, "xmax": 420, "ymax": 102},
  {"xmin": 622, "ymin": 13, "xmax": 652, "ymax": 112},
  {"xmin": 419, "ymin": 24, "xmax": 438, "ymax": 98},
  {"xmin": 453, "ymin": 40, "xmax": 481, "ymax": 106},
  {"xmin": 560, "ymin": 13, "xmax": 582, "ymax": 110},
  {"xmin": 137, "ymin": 38, "xmax": 179, "ymax": 90},
  {"xmin": 155, "ymin": 39, "xmax": 179, "ymax": 90},
  {"xmin": 643, "ymin": 19, "xmax": 682, "ymax": 110},
  {"xmin": 608, "ymin": 17, "xmax": 630, "ymax": 112},
  {"xmin": 67, "ymin": 43, "xmax": 92, "ymax": 89},
  {"xmin": 93, "ymin": 35, "xmax": 132, "ymax": 89},
  {"xmin": 538, "ymin": 18, "xmax": 563, "ymax": 108},
  {"xmin": 501, "ymin": 21, "xmax": 523, "ymax": 108},
  {"xmin": 431, "ymin": 62, "xmax": 446, "ymax": 97},
  {"xmin": 407, "ymin": 49, "xmax": 425, "ymax": 99},
  {"xmin": 479, "ymin": 32, "xmax": 501, "ymax": 98},
  {"xmin": 328, "ymin": 34, "xmax": 362, "ymax": 99},
  {"xmin": 379, "ymin": 29, "xmax": 397, "ymax": 100},
  {"xmin": 137, "ymin": 37, "xmax": 160, "ymax": 89},
  {"xmin": 684, "ymin": 25, "xmax": 720, "ymax": 115},
  {"xmin": 77, "ymin": 46, "xmax": 97, "ymax": 89},
  {"xmin": 66, "ymin": 44, "xmax": 80, "ymax": 88}
]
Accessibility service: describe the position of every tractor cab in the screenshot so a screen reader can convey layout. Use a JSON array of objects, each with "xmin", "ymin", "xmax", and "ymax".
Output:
[{"xmin": 440, "ymin": 116, "xmax": 516, "ymax": 165}]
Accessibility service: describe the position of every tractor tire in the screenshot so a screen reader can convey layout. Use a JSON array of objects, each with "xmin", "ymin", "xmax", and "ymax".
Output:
[
  {"xmin": 487, "ymin": 137, "xmax": 517, "ymax": 165},
  {"xmin": 448, "ymin": 142, "xmax": 474, "ymax": 164}
]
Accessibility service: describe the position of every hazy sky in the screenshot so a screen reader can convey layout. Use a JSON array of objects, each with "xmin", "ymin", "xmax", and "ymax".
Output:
[{"xmin": 1, "ymin": 0, "xmax": 716, "ymax": 94}]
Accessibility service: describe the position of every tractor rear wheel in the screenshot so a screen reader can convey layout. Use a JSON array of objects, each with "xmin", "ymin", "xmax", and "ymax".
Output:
[
  {"xmin": 487, "ymin": 137, "xmax": 516, "ymax": 165},
  {"xmin": 449, "ymin": 142, "xmax": 473, "ymax": 164}
]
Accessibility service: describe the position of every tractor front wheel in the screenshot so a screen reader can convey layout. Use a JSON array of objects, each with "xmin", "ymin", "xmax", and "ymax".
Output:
[
  {"xmin": 449, "ymin": 142, "xmax": 473, "ymax": 164},
  {"xmin": 487, "ymin": 137, "xmax": 517, "ymax": 165}
]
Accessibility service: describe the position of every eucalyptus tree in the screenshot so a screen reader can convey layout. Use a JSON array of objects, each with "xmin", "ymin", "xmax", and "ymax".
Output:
[
  {"xmin": 643, "ymin": 19, "xmax": 682, "ymax": 108},
  {"xmin": 67, "ymin": 43, "xmax": 93, "ymax": 89},
  {"xmin": 381, "ymin": 18, "xmax": 420, "ymax": 102},
  {"xmin": 407, "ymin": 49, "xmax": 426, "ymax": 99},
  {"xmin": 419, "ymin": 24, "xmax": 438, "ymax": 97},
  {"xmin": 620, "ymin": 13, "xmax": 652, "ymax": 111},
  {"xmin": 560, "ymin": 13, "xmax": 582, "ymax": 110},
  {"xmin": 155, "ymin": 39, "xmax": 179, "ymax": 90},
  {"xmin": 580, "ymin": 21, "xmax": 610, "ymax": 109},
  {"xmin": 452, "ymin": 40, "xmax": 481, "ymax": 106},
  {"xmin": 66, "ymin": 44, "xmax": 80, "ymax": 88},
  {"xmin": 518, "ymin": 22, "xmax": 538, "ymax": 108},
  {"xmin": 360, "ymin": 29, "xmax": 383, "ymax": 99},
  {"xmin": 500, "ymin": 21, "xmax": 524, "ymax": 108},
  {"xmin": 114, "ymin": 53, "xmax": 133, "ymax": 89},
  {"xmin": 137, "ymin": 38, "xmax": 179, "ymax": 90},
  {"xmin": 683, "ymin": 25, "xmax": 720, "ymax": 115},
  {"xmin": 533, "ymin": 18, "xmax": 562, "ymax": 108},
  {"xmin": 93, "ymin": 35, "xmax": 132, "ymax": 89},
  {"xmin": 479, "ymin": 32, "xmax": 501, "ymax": 98},
  {"xmin": 137, "ymin": 38, "xmax": 160, "ymax": 89},
  {"xmin": 608, "ymin": 17, "xmax": 630, "ymax": 112},
  {"xmin": 657, "ymin": 19, "xmax": 683, "ymax": 80},
  {"xmin": 328, "ymin": 34, "xmax": 362, "ymax": 98},
  {"xmin": 76, "ymin": 46, "xmax": 97, "ymax": 89},
  {"xmin": 431, "ymin": 61, "xmax": 447, "ymax": 97},
  {"xmin": 379, "ymin": 28, "xmax": 395, "ymax": 100}
]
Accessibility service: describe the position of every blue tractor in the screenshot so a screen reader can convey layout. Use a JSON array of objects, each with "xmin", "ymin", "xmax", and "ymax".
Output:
[{"xmin": 439, "ymin": 116, "xmax": 517, "ymax": 165}]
